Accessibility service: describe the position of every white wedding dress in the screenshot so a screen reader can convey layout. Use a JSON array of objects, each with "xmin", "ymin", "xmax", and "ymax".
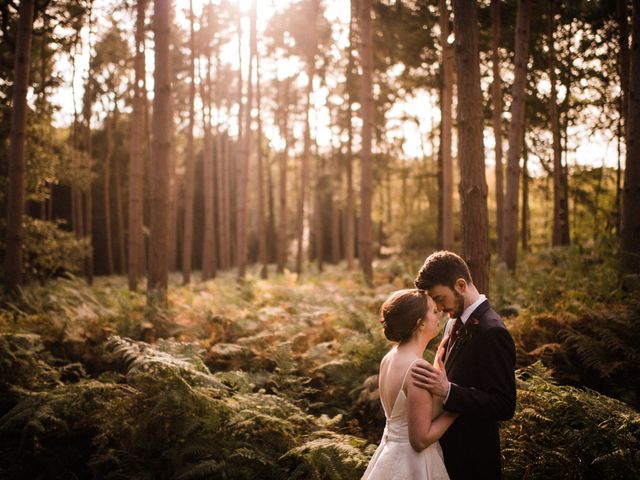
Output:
[{"xmin": 362, "ymin": 359, "xmax": 450, "ymax": 480}]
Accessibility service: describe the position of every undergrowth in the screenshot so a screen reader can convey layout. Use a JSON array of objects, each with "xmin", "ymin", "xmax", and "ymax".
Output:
[{"xmin": 0, "ymin": 249, "xmax": 638, "ymax": 478}]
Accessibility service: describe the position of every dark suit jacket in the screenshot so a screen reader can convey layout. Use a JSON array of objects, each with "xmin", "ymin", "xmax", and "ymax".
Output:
[{"xmin": 440, "ymin": 300, "xmax": 516, "ymax": 480}]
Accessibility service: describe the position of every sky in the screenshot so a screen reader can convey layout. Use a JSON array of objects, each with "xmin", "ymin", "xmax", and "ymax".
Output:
[{"xmin": 49, "ymin": 0, "xmax": 621, "ymax": 178}]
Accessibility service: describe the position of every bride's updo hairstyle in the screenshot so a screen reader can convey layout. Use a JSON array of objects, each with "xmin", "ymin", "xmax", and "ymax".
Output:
[{"xmin": 380, "ymin": 289, "xmax": 428, "ymax": 343}]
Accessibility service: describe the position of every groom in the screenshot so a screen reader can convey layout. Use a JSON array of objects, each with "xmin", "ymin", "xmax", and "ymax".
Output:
[{"xmin": 411, "ymin": 251, "xmax": 516, "ymax": 480}]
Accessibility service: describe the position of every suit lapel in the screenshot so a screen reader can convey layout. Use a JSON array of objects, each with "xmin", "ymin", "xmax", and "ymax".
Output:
[
  {"xmin": 444, "ymin": 300, "xmax": 491, "ymax": 369},
  {"xmin": 444, "ymin": 332, "xmax": 466, "ymax": 368}
]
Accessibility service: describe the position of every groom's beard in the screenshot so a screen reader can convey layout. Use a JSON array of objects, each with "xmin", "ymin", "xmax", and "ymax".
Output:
[{"xmin": 448, "ymin": 290, "xmax": 465, "ymax": 319}]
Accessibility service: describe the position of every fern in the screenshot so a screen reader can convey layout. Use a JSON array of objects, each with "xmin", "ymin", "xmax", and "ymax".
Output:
[
  {"xmin": 502, "ymin": 362, "xmax": 640, "ymax": 479},
  {"xmin": 280, "ymin": 431, "xmax": 371, "ymax": 480},
  {"xmin": 174, "ymin": 459, "xmax": 223, "ymax": 480}
]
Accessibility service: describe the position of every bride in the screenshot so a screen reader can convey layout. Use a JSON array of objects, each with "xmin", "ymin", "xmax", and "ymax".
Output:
[{"xmin": 362, "ymin": 289, "xmax": 457, "ymax": 480}]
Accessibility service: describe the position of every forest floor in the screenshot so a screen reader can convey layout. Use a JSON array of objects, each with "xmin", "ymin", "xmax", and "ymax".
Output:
[{"xmin": 1, "ymin": 248, "xmax": 639, "ymax": 479}]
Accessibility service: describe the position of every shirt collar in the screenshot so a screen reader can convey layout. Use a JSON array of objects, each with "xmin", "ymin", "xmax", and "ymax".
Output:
[{"xmin": 460, "ymin": 294, "xmax": 487, "ymax": 324}]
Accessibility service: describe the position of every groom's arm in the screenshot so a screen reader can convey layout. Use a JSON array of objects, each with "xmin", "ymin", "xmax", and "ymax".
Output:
[{"xmin": 444, "ymin": 327, "xmax": 516, "ymax": 421}]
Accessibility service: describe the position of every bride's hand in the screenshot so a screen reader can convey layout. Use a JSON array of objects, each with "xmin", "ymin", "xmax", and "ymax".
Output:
[{"xmin": 434, "ymin": 340, "xmax": 447, "ymax": 370}]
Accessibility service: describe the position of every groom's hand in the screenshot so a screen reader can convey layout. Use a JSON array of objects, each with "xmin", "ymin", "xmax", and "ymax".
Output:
[{"xmin": 411, "ymin": 357, "xmax": 449, "ymax": 397}]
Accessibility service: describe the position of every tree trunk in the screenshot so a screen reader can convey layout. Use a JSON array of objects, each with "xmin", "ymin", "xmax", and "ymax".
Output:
[
  {"xmin": 521, "ymin": 137, "xmax": 529, "ymax": 252},
  {"xmin": 84, "ymin": 58, "xmax": 95, "ymax": 285},
  {"xmin": 452, "ymin": 0, "xmax": 490, "ymax": 294},
  {"xmin": 266, "ymin": 148, "xmax": 277, "ymax": 264},
  {"xmin": 617, "ymin": 0, "xmax": 630, "ymax": 237},
  {"xmin": 167, "ymin": 112, "xmax": 178, "ymax": 272},
  {"xmin": 330, "ymin": 190, "xmax": 341, "ymax": 263},
  {"xmin": 223, "ymin": 132, "xmax": 232, "ymax": 268},
  {"xmin": 234, "ymin": 12, "xmax": 245, "ymax": 276},
  {"xmin": 313, "ymin": 151, "xmax": 324, "ymax": 271},
  {"xmin": 622, "ymin": 0, "xmax": 640, "ymax": 273},
  {"xmin": 549, "ymin": 6, "xmax": 569, "ymax": 247},
  {"xmin": 344, "ymin": 1, "xmax": 356, "ymax": 270},
  {"xmin": 114, "ymin": 113, "xmax": 126, "ymax": 274},
  {"xmin": 501, "ymin": 0, "xmax": 531, "ymax": 272},
  {"xmin": 103, "ymin": 110, "xmax": 114, "ymax": 275},
  {"xmin": 201, "ymin": 49, "xmax": 217, "ymax": 280},
  {"xmin": 71, "ymin": 35, "xmax": 84, "ymax": 246},
  {"xmin": 439, "ymin": 0, "xmax": 454, "ymax": 250},
  {"xmin": 296, "ymin": 74, "xmax": 314, "ymax": 275},
  {"xmin": 182, "ymin": 0, "xmax": 196, "ymax": 284},
  {"xmin": 129, "ymin": 0, "xmax": 146, "ymax": 291},
  {"xmin": 358, "ymin": 0, "xmax": 374, "ymax": 286},
  {"xmin": 255, "ymin": 8, "xmax": 267, "ymax": 278},
  {"xmin": 214, "ymin": 46, "xmax": 229, "ymax": 271},
  {"xmin": 148, "ymin": 0, "xmax": 172, "ymax": 307},
  {"xmin": 276, "ymin": 79, "xmax": 290, "ymax": 274},
  {"xmin": 491, "ymin": 0, "xmax": 505, "ymax": 252},
  {"xmin": 4, "ymin": 0, "xmax": 35, "ymax": 291},
  {"xmin": 237, "ymin": 3, "xmax": 254, "ymax": 280}
]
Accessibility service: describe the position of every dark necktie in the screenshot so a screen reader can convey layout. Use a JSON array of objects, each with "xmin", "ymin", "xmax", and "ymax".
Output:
[{"xmin": 445, "ymin": 317, "xmax": 463, "ymax": 362}]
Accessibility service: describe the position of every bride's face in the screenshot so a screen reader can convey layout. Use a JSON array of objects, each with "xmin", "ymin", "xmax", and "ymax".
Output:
[{"xmin": 423, "ymin": 296, "xmax": 440, "ymax": 338}]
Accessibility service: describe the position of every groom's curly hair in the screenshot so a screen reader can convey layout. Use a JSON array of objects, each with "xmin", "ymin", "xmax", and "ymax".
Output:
[{"xmin": 414, "ymin": 250, "xmax": 473, "ymax": 290}]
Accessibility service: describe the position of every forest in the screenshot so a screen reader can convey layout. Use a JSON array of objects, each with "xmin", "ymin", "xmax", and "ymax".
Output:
[{"xmin": 0, "ymin": 0, "xmax": 639, "ymax": 478}]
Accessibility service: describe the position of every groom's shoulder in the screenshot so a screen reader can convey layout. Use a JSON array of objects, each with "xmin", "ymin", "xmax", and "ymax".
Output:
[{"xmin": 475, "ymin": 302, "xmax": 507, "ymax": 331}]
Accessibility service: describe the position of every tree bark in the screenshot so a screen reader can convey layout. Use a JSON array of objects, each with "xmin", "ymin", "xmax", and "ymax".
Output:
[
  {"xmin": 296, "ymin": 81, "xmax": 315, "ymax": 273},
  {"xmin": 214, "ymin": 45, "xmax": 230, "ymax": 270},
  {"xmin": 128, "ymin": 0, "xmax": 146, "ymax": 291},
  {"xmin": 344, "ymin": 1, "xmax": 356, "ymax": 270},
  {"xmin": 549, "ymin": 5, "xmax": 569, "ymax": 247},
  {"xmin": 148, "ymin": 0, "xmax": 172, "ymax": 307},
  {"xmin": 501, "ymin": 0, "xmax": 531, "ymax": 272},
  {"xmin": 313, "ymin": 149, "xmax": 324, "ymax": 271},
  {"xmin": 70, "ymin": 34, "xmax": 84, "ymax": 248},
  {"xmin": 276, "ymin": 78, "xmax": 290, "ymax": 274},
  {"xmin": 234, "ymin": 11, "xmax": 247, "ymax": 277},
  {"xmin": 622, "ymin": 0, "xmax": 640, "ymax": 273},
  {"xmin": 266, "ymin": 147, "xmax": 277, "ymax": 264},
  {"xmin": 201, "ymin": 48, "xmax": 217, "ymax": 280},
  {"xmin": 182, "ymin": 0, "xmax": 196, "ymax": 284},
  {"xmin": 103, "ymin": 110, "xmax": 115, "ymax": 275},
  {"xmin": 254, "ymin": 6, "xmax": 267, "ymax": 278},
  {"xmin": 617, "ymin": 0, "xmax": 630, "ymax": 237},
  {"xmin": 237, "ymin": 2, "xmax": 255, "ymax": 280},
  {"xmin": 521, "ymin": 137, "xmax": 529, "ymax": 252},
  {"xmin": 167, "ymin": 116, "xmax": 178, "ymax": 273},
  {"xmin": 452, "ymin": 0, "xmax": 490, "ymax": 294},
  {"xmin": 294, "ymin": 0, "xmax": 320, "ymax": 276},
  {"xmin": 4, "ymin": 0, "xmax": 35, "ymax": 291},
  {"xmin": 114, "ymin": 112, "xmax": 126, "ymax": 274},
  {"xmin": 358, "ymin": 0, "xmax": 374, "ymax": 286},
  {"xmin": 491, "ymin": 0, "xmax": 505, "ymax": 252},
  {"xmin": 223, "ymin": 132, "xmax": 232, "ymax": 269},
  {"xmin": 439, "ymin": 0, "xmax": 454, "ymax": 250}
]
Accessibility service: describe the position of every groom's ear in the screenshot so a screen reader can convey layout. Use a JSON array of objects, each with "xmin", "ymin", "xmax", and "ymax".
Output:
[{"xmin": 454, "ymin": 278, "xmax": 467, "ymax": 294}]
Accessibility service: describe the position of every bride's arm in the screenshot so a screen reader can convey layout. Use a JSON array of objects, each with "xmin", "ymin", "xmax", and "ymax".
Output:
[{"xmin": 406, "ymin": 378, "xmax": 459, "ymax": 452}]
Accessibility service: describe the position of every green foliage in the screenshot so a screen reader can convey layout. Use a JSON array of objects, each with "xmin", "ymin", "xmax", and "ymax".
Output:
[
  {"xmin": 491, "ymin": 244, "xmax": 623, "ymax": 316},
  {"xmin": 21, "ymin": 218, "xmax": 90, "ymax": 282},
  {"xmin": 0, "ymin": 334, "xmax": 372, "ymax": 479},
  {"xmin": 1, "ymin": 252, "xmax": 638, "ymax": 478},
  {"xmin": 502, "ymin": 362, "xmax": 640, "ymax": 480},
  {"xmin": 281, "ymin": 431, "xmax": 374, "ymax": 480},
  {"xmin": 493, "ymin": 246, "xmax": 640, "ymax": 408}
]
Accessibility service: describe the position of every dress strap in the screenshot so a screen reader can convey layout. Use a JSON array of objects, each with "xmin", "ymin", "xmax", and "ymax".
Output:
[{"xmin": 400, "ymin": 358, "xmax": 421, "ymax": 392}]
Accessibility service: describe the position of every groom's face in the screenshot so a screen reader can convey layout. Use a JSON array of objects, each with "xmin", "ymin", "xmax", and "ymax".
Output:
[{"xmin": 429, "ymin": 284, "xmax": 465, "ymax": 319}]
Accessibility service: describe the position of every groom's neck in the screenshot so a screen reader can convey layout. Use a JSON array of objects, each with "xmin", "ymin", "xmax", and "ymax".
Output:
[{"xmin": 463, "ymin": 284, "xmax": 481, "ymax": 309}]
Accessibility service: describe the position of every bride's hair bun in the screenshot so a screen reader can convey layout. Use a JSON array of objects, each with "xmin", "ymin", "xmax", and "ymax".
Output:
[{"xmin": 380, "ymin": 289, "xmax": 427, "ymax": 343}]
